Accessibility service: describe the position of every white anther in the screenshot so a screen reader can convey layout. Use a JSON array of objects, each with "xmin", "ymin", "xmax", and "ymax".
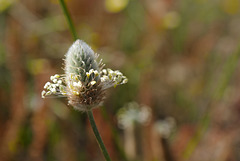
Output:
[
  {"xmin": 41, "ymin": 91, "xmax": 46, "ymax": 98},
  {"xmin": 94, "ymin": 70, "xmax": 99, "ymax": 76},
  {"xmin": 122, "ymin": 79, "xmax": 128, "ymax": 84},
  {"xmin": 46, "ymin": 91, "xmax": 51, "ymax": 95},
  {"xmin": 89, "ymin": 69, "xmax": 94, "ymax": 74},
  {"xmin": 54, "ymin": 74, "xmax": 60, "ymax": 78},
  {"xmin": 73, "ymin": 81, "xmax": 82, "ymax": 88},
  {"xmin": 44, "ymin": 82, "xmax": 51, "ymax": 89},
  {"xmin": 101, "ymin": 75, "xmax": 109, "ymax": 82},
  {"xmin": 102, "ymin": 69, "xmax": 107, "ymax": 75},
  {"xmin": 53, "ymin": 79, "xmax": 58, "ymax": 83},
  {"xmin": 116, "ymin": 71, "xmax": 122, "ymax": 76},
  {"xmin": 50, "ymin": 76, "xmax": 54, "ymax": 81},
  {"xmin": 73, "ymin": 91, "xmax": 79, "ymax": 95},
  {"xmin": 51, "ymin": 88, "xmax": 56, "ymax": 94},
  {"xmin": 57, "ymin": 80, "xmax": 62, "ymax": 84},
  {"xmin": 86, "ymin": 72, "xmax": 90, "ymax": 78},
  {"xmin": 90, "ymin": 81, "xmax": 96, "ymax": 85}
]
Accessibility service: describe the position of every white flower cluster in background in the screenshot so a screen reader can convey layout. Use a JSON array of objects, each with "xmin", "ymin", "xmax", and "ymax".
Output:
[
  {"xmin": 154, "ymin": 117, "xmax": 176, "ymax": 138},
  {"xmin": 117, "ymin": 102, "xmax": 152, "ymax": 129}
]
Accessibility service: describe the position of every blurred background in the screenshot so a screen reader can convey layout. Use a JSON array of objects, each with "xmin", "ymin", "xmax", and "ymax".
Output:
[{"xmin": 1, "ymin": 0, "xmax": 240, "ymax": 161}]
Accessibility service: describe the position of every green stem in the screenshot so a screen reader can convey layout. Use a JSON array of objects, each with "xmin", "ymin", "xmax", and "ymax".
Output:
[
  {"xmin": 59, "ymin": 0, "xmax": 78, "ymax": 40},
  {"xmin": 101, "ymin": 107, "xmax": 129, "ymax": 161},
  {"xmin": 87, "ymin": 110, "xmax": 112, "ymax": 161},
  {"xmin": 58, "ymin": 1, "xmax": 111, "ymax": 160}
]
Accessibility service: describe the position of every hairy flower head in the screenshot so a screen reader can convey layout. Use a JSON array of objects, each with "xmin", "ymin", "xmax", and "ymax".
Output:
[{"xmin": 42, "ymin": 40, "xmax": 128, "ymax": 111}]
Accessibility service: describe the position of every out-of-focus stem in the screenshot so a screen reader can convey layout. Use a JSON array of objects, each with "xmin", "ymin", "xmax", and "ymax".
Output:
[
  {"xmin": 100, "ymin": 107, "xmax": 129, "ymax": 161},
  {"xmin": 124, "ymin": 124, "xmax": 136, "ymax": 160},
  {"xmin": 59, "ymin": 0, "xmax": 78, "ymax": 40},
  {"xmin": 161, "ymin": 137, "xmax": 175, "ymax": 161}
]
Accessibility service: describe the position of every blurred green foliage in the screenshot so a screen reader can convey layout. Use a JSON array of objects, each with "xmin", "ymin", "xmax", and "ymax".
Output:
[{"xmin": 0, "ymin": 0, "xmax": 240, "ymax": 161}]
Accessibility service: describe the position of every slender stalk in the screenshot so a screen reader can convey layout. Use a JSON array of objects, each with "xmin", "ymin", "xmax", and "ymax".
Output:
[
  {"xmin": 101, "ymin": 107, "xmax": 129, "ymax": 161},
  {"xmin": 58, "ymin": 1, "xmax": 111, "ymax": 160},
  {"xmin": 87, "ymin": 110, "xmax": 112, "ymax": 161},
  {"xmin": 59, "ymin": 0, "xmax": 78, "ymax": 40},
  {"xmin": 161, "ymin": 138, "xmax": 175, "ymax": 161}
]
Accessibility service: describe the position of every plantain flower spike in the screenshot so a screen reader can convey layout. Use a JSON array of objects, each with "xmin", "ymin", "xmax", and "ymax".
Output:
[{"xmin": 42, "ymin": 40, "xmax": 128, "ymax": 111}]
